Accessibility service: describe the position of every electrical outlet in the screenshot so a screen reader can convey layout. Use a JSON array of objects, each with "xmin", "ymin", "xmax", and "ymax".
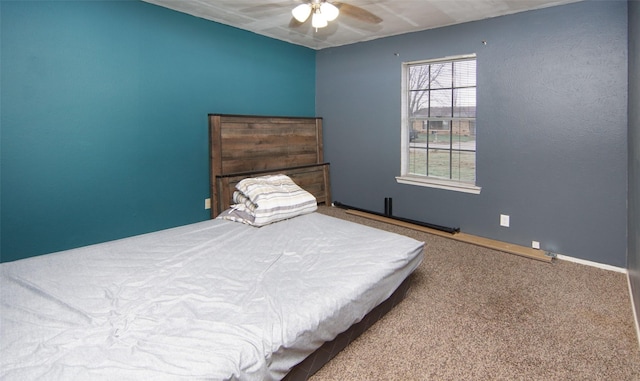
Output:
[
  {"xmin": 204, "ymin": 198, "xmax": 211, "ymax": 210},
  {"xmin": 500, "ymin": 214, "xmax": 510, "ymax": 227},
  {"xmin": 532, "ymin": 240, "xmax": 540, "ymax": 249}
]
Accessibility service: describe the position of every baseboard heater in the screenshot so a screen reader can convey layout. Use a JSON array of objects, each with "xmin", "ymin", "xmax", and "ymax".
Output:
[
  {"xmin": 333, "ymin": 201, "xmax": 460, "ymax": 234},
  {"xmin": 333, "ymin": 200, "xmax": 552, "ymax": 263}
]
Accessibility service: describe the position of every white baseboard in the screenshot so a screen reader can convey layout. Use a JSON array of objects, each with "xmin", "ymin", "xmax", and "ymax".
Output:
[
  {"xmin": 556, "ymin": 254, "xmax": 627, "ymax": 274},
  {"xmin": 628, "ymin": 275, "xmax": 640, "ymax": 349}
]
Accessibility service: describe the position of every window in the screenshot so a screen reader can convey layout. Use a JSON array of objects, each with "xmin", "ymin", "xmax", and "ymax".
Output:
[{"xmin": 397, "ymin": 54, "xmax": 480, "ymax": 194}]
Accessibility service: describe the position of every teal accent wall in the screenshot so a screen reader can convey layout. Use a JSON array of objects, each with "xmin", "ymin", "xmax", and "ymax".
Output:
[{"xmin": 0, "ymin": 0, "xmax": 316, "ymax": 262}]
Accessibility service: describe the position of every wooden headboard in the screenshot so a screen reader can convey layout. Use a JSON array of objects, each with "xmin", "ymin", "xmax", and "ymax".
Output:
[{"xmin": 208, "ymin": 114, "xmax": 332, "ymax": 218}]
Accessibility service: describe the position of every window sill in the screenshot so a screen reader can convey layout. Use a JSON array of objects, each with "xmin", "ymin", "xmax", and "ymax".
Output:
[{"xmin": 395, "ymin": 175, "xmax": 481, "ymax": 194}]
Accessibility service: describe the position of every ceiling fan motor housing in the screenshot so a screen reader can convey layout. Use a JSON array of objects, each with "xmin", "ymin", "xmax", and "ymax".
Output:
[{"xmin": 292, "ymin": 1, "xmax": 340, "ymax": 27}]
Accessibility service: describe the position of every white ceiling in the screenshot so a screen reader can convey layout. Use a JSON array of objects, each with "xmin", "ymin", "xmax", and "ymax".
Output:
[{"xmin": 141, "ymin": 0, "xmax": 583, "ymax": 50}]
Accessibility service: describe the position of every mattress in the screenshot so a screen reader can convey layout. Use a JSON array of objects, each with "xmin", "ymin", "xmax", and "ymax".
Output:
[{"xmin": 1, "ymin": 212, "xmax": 424, "ymax": 380}]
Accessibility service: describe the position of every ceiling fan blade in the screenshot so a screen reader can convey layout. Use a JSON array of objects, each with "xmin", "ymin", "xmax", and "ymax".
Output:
[{"xmin": 334, "ymin": 2, "xmax": 382, "ymax": 24}]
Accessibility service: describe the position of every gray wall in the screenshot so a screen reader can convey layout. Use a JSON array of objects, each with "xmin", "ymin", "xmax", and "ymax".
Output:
[
  {"xmin": 317, "ymin": 0, "xmax": 628, "ymax": 267},
  {"xmin": 628, "ymin": 0, "xmax": 640, "ymax": 330}
]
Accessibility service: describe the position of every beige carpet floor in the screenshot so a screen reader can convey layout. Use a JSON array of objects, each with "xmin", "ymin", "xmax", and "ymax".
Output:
[{"xmin": 312, "ymin": 206, "xmax": 640, "ymax": 381}]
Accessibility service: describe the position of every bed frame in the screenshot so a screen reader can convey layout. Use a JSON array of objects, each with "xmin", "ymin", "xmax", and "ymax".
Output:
[
  {"xmin": 208, "ymin": 114, "xmax": 412, "ymax": 380},
  {"xmin": 282, "ymin": 275, "xmax": 412, "ymax": 381},
  {"xmin": 208, "ymin": 114, "xmax": 332, "ymax": 218}
]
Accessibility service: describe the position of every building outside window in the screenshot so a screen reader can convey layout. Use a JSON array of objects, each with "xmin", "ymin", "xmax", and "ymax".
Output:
[{"xmin": 397, "ymin": 54, "xmax": 480, "ymax": 194}]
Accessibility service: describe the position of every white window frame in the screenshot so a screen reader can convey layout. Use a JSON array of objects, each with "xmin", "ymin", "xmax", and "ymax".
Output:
[{"xmin": 396, "ymin": 54, "xmax": 481, "ymax": 194}]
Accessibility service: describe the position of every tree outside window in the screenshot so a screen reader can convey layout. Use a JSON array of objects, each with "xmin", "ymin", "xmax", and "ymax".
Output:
[{"xmin": 400, "ymin": 55, "xmax": 478, "ymax": 192}]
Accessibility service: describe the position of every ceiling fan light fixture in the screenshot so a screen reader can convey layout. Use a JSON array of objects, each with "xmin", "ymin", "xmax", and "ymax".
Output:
[
  {"xmin": 311, "ymin": 11, "xmax": 328, "ymax": 28},
  {"xmin": 292, "ymin": 3, "xmax": 312, "ymax": 23},
  {"xmin": 320, "ymin": 2, "xmax": 339, "ymax": 21}
]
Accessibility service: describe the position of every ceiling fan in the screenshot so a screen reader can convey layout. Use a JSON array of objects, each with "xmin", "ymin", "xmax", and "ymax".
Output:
[{"xmin": 291, "ymin": 1, "xmax": 382, "ymax": 29}]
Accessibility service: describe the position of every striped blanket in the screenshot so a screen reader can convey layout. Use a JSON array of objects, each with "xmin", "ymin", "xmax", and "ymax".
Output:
[{"xmin": 218, "ymin": 174, "xmax": 317, "ymax": 227}]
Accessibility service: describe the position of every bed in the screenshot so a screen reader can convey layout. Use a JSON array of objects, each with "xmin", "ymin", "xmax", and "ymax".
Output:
[{"xmin": 0, "ymin": 114, "xmax": 425, "ymax": 380}]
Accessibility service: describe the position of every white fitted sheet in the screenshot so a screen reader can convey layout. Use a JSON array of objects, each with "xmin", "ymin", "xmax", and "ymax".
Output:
[{"xmin": 1, "ymin": 212, "xmax": 424, "ymax": 380}]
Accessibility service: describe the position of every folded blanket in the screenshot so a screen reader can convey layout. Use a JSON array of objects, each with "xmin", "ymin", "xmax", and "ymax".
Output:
[{"xmin": 218, "ymin": 174, "xmax": 317, "ymax": 227}]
